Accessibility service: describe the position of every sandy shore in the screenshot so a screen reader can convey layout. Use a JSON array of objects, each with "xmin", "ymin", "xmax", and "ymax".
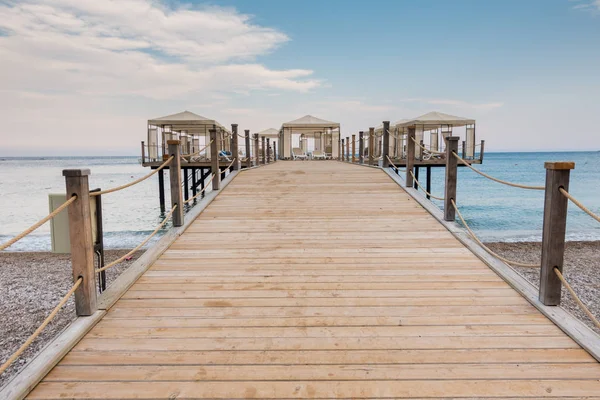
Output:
[
  {"xmin": 0, "ymin": 242, "xmax": 598, "ymax": 389},
  {"xmin": 0, "ymin": 250, "xmax": 142, "ymax": 388},
  {"xmin": 486, "ymin": 241, "xmax": 600, "ymax": 335}
]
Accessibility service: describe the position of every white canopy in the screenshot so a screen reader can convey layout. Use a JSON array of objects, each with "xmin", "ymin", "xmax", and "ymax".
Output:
[
  {"xmin": 257, "ymin": 128, "xmax": 279, "ymax": 138},
  {"xmin": 148, "ymin": 110, "xmax": 229, "ymax": 134},
  {"xmin": 282, "ymin": 115, "xmax": 340, "ymax": 129},
  {"xmin": 396, "ymin": 111, "xmax": 475, "ymax": 129}
]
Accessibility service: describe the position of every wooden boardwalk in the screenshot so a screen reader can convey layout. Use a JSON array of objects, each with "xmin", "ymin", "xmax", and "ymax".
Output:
[{"xmin": 28, "ymin": 161, "xmax": 600, "ymax": 399}]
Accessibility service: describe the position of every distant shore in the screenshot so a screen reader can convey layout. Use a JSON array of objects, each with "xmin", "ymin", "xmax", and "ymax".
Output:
[{"xmin": 1, "ymin": 241, "xmax": 599, "ymax": 388}]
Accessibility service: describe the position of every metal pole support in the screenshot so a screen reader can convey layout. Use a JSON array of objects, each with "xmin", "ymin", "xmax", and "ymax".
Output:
[
  {"xmin": 539, "ymin": 161, "xmax": 575, "ymax": 306},
  {"xmin": 63, "ymin": 169, "xmax": 97, "ymax": 316}
]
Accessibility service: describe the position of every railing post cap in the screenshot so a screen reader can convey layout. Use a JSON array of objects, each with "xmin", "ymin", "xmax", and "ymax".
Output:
[
  {"xmin": 62, "ymin": 169, "xmax": 91, "ymax": 177},
  {"xmin": 545, "ymin": 161, "xmax": 575, "ymax": 170},
  {"xmin": 383, "ymin": 121, "xmax": 390, "ymax": 124},
  {"xmin": 244, "ymin": 129, "xmax": 249, "ymax": 133},
  {"xmin": 447, "ymin": 136, "xmax": 460, "ymax": 141},
  {"xmin": 231, "ymin": 123, "xmax": 238, "ymax": 127},
  {"xmin": 166, "ymin": 140, "xmax": 181, "ymax": 145}
]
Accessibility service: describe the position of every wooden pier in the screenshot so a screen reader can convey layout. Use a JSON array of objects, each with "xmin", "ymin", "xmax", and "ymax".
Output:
[{"xmin": 23, "ymin": 161, "xmax": 600, "ymax": 399}]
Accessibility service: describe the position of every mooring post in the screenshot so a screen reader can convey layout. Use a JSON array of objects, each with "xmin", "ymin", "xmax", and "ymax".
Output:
[
  {"xmin": 266, "ymin": 138, "xmax": 271, "ymax": 163},
  {"xmin": 444, "ymin": 136, "xmax": 459, "ymax": 221},
  {"xmin": 346, "ymin": 137, "xmax": 350, "ymax": 162},
  {"xmin": 158, "ymin": 169, "xmax": 165, "ymax": 213},
  {"xmin": 209, "ymin": 129, "xmax": 221, "ymax": 191},
  {"xmin": 341, "ymin": 139, "xmax": 345, "ymax": 161},
  {"xmin": 167, "ymin": 140, "xmax": 185, "ymax": 226},
  {"xmin": 63, "ymin": 169, "xmax": 97, "ymax": 316},
  {"xmin": 261, "ymin": 136, "xmax": 266, "ymax": 165},
  {"xmin": 406, "ymin": 127, "xmax": 415, "ymax": 187},
  {"xmin": 351, "ymin": 134, "xmax": 356, "ymax": 163},
  {"xmin": 462, "ymin": 140, "xmax": 466, "ymax": 159},
  {"xmin": 141, "ymin": 141, "xmax": 145, "ymax": 163},
  {"xmin": 273, "ymin": 142, "xmax": 277, "ymax": 162},
  {"xmin": 245, "ymin": 130, "xmax": 251, "ymax": 169},
  {"xmin": 359, "ymin": 131, "xmax": 364, "ymax": 164},
  {"xmin": 254, "ymin": 134, "xmax": 259, "ymax": 166},
  {"xmin": 480, "ymin": 140, "xmax": 486, "ymax": 162},
  {"xmin": 382, "ymin": 121, "xmax": 390, "ymax": 168},
  {"xmin": 231, "ymin": 124, "xmax": 239, "ymax": 171},
  {"xmin": 368, "ymin": 128, "xmax": 375, "ymax": 166},
  {"xmin": 539, "ymin": 161, "xmax": 575, "ymax": 306}
]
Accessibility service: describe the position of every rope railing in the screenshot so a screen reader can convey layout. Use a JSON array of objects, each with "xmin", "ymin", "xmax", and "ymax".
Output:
[
  {"xmin": 559, "ymin": 188, "xmax": 600, "ymax": 224},
  {"xmin": 554, "ymin": 268, "xmax": 600, "ymax": 330},
  {"xmin": 184, "ymin": 175, "xmax": 215, "ymax": 205},
  {"xmin": 0, "ymin": 277, "xmax": 83, "ymax": 376},
  {"xmin": 451, "ymin": 199, "xmax": 540, "ymax": 268},
  {"xmin": 91, "ymin": 156, "xmax": 174, "ymax": 197},
  {"xmin": 184, "ymin": 140, "xmax": 213, "ymax": 158},
  {"xmin": 223, "ymin": 157, "xmax": 237, "ymax": 171},
  {"xmin": 410, "ymin": 170, "xmax": 444, "ymax": 201},
  {"xmin": 0, "ymin": 195, "xmax": 77, "ymax": 251},
  {"xmin": 452, "ymin": 152, "xmax": 544, "ymax": 190},
  {"xmin": 95, "ymin": 205, "xmax": 177, "ymax": 273},
  {"xmin": 410, "ymin": 136, "xmax": 445, "ymax": 155},
  {"xmin": 385, "ymin": 155, "xmax": 406, "ymax": 172}
]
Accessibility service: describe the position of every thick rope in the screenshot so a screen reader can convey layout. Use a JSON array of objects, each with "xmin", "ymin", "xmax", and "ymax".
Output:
[
  {"xmin": 411, "ymin": 136, "xmax": 445, "ymax": 155},
  {"xmin": 223, "ymin": 158, "xmax": 236, "ymax": 171},
  {"xmin": 0, "ymin": 277, "xmax": 82, "ymax": 375},
  {"xmin": 453, "ymin": 152, "xmax": 544, "ymax": 190},
  {"xmin": 96, "ymin": 205, "xmax": 177, "ymax": 273},
  {"xmin": 185, "ymin": 140, "xmax": 213, "ymax": 158},
  {"xmin": 184, "ymin": 174, "xmax": 215, "ymax": 205},
  {"xmin": 451, "ymin": 199, "xmax": 540, "ymax": 268},
  {"xmin": 410, "ymin": 170, "xmax": 444, "ymax": 201},
  {"xmin": 0, "ymin": 196, "xmax": 77, "ymax": 251},
  {"xmin": 385, "ymin": 155, "xmax": 406, "ymax": 172},
  {"xmin": 554, "ymin": 267, "xmax": 600, "ymax": 330},
  {"xmin": 559, "ymin": 188, "xmax": 600, "ymax": 223},
  {"xmin": 91, "ymin": 156, "xmax": 174, "ymax": 196}
]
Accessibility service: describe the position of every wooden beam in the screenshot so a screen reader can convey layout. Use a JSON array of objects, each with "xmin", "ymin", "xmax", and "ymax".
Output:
[
  {"xmin": 231, "ymin": 124, "xmax": 239, "ymax": 171},
  {"xmin": 444, "ymin": 137, "xmax": 459, "ymax": 222},
  {"xmin": 359, "ymin": 131, "xmax": 364, "ymax": 164},
  {"xmin": 351, "ymin": 134, "xmax": 356, "ymax": 163},
  {"xmin": 540, "ymin": 161, "xmax": 575, "ymax": 306},
  {"xmin": 382, "ymin": 121, "xmax": 390, "ymax": 167},
  {"xmin": 167, "ymin": 140, "xmax": 184, "ymax": 226},
  {"xmin": 368, "ymin": 128, "xmax": 374, "ymax": 166},
  {"xmin": 62, "ymin": 169, "xmax": 97, "ymax": 316},
  {"xmin": 406, "ymin": 127, "xmax": 415, "ymax": 188},
  {"xmin": 245, "ymin": 130, "xmax": 251, "ymax": 169},
  {"xmin": 209, "ymin": 129, "xmax": 220, "ymax": 190}
]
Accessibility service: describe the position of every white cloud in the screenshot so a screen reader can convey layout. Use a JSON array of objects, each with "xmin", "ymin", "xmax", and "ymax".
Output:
[
  {"xmin": 398, "ymin": 98, "xmax": 504, "ymax": 111},
  {"xmin": 572, "ymin": 0, "xmax": 600, "ymax": 12},
  {"xmin": 0, "ymin": 0, "xmax": 321, "ymax": 100}
]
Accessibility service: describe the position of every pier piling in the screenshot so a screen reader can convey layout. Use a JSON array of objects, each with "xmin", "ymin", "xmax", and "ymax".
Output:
[
  {"xmin": 167, "ymin": 140, "xmax": 184, "ymax": 226},
  {"xmin": 359, "ymin": 131, "xmax": 364, "ymax": 164},
  {"xmin": 369, "ymin": 128, "xmax": 374, "ymax": 166},
  {"xmin": 209, "ymin": 129, "xmax": 220, "ymax": 191},
  {"xmin": 245, "ymin": 130, "xmax": 251, "ymax": 169},
  {"xmin": 382, "ymin": 121, "xmax": 390, "ymax": 167},
  {"xmin": 444, "ymin": 136, "xmax": 459, "ymax": 222},
  {"xmin": 406, "ymin": 127, "xmax": 415, "ymax": 187},
  {"xmin": 231, "ymin": 124, "xmax": 239, "ymax": 171}
]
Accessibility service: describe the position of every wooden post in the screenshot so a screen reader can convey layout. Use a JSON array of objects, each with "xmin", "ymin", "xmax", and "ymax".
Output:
[
  {"xmin": 261, "ymin": 136, "xmax": 266, "ymax": 165},
  {"xmin": 419, "ymin": 139, "xmax": 425, "ymax": 161},
  {"xmin": 351, "ymin": 134, "xmax": 356, "ymax": 163},
  {"xmin": 345, "ymin": 137, "xmax": 350, "ymax": 162},
  {"xmin": 273, "ymin": 142, "xmax": 277, "ymax": 162},
  {"xmin": 191, "ymin": 168, "xmax": 197, "ymax": 199},
  {"xmin": 231, "ymin": 124, "xmax": 239, "ymax": 171},
  {"xmin": 158, "ymin": 169, "xmax": 165, "ymax": 213},
  {"xmin": 368, "ymin": 128, "xmax": 375, "ymax": 166},
  {"xmin": 253, "ymin": 134, "xmax": 259, "ymax": 166},
  {"xmin": 462, "ymin": 140, "xmax": 466, "ymax": 159},
  {"xmin": 245, "ymin": 130, "xmax": 251, "ymax": 169},
  {"xmin": 167, "ymin": 140, "xmax": 185, "ymax": 226},
  {"xmin": 414, "ymin": 167, "xmax": 419, "ymax": 190},
  {"xmin": 406, "ymin": 127, "xmax": 415, "ymax": 187},
  {"xmin": 209, "ymin": 130, "xmax": 220, "ymax": 191},
  {"xmin": 359, "ymin": 131, "xmax": 364, "ymax": 164},
  {"xmin": 426, "ymin": 166, "xmax": 432, "ymax": 200},
  {"xmin": 539, "ymin": 162, "xmax": 575, "ymax": 306},
  {"xmin": 382, "ymin": 121, "xmax": 390, "ymax": 167},
  {"xmin": 62, "ymin": 169, "xmax": 97, "ymax": 316},
  {"xmin": 444, "ymin": 137, "xmax": 460, "ymax": 222},
  {"xmin": 266, "ymin": 138, "xmax": 271, "ymax": 163},
  {"xmin": 341, "ymin": 139, "xmax": 345, "ymax": 161},
  {"xmin": 480, "ymin": 139, "xmax": 486, "ymax": 162},
  {"xmin": 141, "ymin": 141, "xmax": 145, "ymax": 164}
]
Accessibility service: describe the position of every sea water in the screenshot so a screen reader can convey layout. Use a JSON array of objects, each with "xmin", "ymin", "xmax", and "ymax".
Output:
[{"xmin": 0, "ymin": 152, "xmax": 598, "ymax": 251}]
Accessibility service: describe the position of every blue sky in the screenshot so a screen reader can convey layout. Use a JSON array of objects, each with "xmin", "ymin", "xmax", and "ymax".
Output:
[{"xmin": 0, "ymin": 0, "xmax": 599, "ymax": 155}]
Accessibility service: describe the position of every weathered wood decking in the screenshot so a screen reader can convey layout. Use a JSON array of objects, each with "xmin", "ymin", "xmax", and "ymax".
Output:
[{"xmin": 28, "ymin": 161, "xmax": 600, "ymax": 399}]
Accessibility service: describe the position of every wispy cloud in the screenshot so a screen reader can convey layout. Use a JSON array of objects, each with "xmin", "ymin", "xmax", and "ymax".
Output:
[
  {"xmin": 399, "ymin": 98, "xmax": 504, "ymax": 111},
  {"xmin": 0, "ymin": 0, "xmax": 322, "ymax": 99},
  {"xmin": 571, "ymin": 0, "xmax": 600, "ymax": 12}
]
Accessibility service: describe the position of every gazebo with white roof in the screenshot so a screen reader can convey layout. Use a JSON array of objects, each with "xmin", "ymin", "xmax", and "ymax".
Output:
[
  {"xmin": 146, "ymin": 111, "xmax": 231, "ymax": 162},
  {"xmin": 279, "ymin": 115, "xmax": 340, "ymax": 159}
]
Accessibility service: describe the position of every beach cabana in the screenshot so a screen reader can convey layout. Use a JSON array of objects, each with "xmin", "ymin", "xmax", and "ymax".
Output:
[
  {"xmin": 146, "ymin": 111, "xmax": 231, "ymax": 161},
  {"xmin": 395, "ymin": 111, "xmax": 476, "ymax": 159},
  {"xmin": 256, "ymin": 128, "xmax": 279, "ymax": 160},
  {"xmin": 280, "ymin": 115, "xmax": 340, "ymax": 160}
]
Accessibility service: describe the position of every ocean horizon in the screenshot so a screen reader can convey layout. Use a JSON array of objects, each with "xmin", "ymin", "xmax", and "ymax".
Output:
[{"xmin": 0, "ymin": 151, "xmax": 599, "ymax": 251}]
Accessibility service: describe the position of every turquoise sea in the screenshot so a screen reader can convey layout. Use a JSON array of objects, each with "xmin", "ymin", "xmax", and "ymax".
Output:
[{"xmin": 0, "ymin": 152, "xmax": 598, "ymax": 251}]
